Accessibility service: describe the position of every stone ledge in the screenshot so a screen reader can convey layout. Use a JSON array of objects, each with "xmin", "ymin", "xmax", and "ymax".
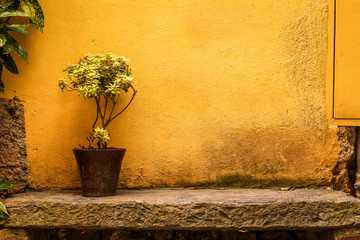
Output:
[{"xmin": 2, "ymin": 189, "xmax": 360, "ymax": 230}]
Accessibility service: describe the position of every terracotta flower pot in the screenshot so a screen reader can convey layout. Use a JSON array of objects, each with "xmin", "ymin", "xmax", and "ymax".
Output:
[{"xmin": 73, "ymin": 148, "xmax": 126, "ymax": 197}]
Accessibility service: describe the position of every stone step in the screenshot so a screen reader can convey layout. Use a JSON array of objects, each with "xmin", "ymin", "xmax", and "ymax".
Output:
[{"xmin": 1, "ymin": 189, "xmax": 360, "ymax": 230}]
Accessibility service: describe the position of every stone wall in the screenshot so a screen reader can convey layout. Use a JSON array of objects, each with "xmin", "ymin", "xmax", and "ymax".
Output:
[
  {"xmin": 2, "ymin": 229, "xmax": 334, "ymax": 240},
  {"xmin": 331, "ymin": 127, "xmax": 357, "ymax": 196},
  {"xmin": 0, "ymin": 98, "xmax": 28, "ymax": 196}
]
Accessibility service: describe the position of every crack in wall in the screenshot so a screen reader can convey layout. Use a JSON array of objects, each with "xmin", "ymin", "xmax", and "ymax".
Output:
[{"xmin": 331, "ymin": 126, "xmax": 357, "ymax": 196}]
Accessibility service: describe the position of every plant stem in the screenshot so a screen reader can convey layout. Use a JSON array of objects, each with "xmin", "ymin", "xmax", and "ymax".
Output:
[
  {"xmin": 95, "ymin": 97, "xmax": 105, "ymax": 127},
  {"xmin": 107, "ymin": 98, "xmax": 118, "ymax": 124},
  {"xmin": 85, "ymin": 135, "xmax": 94, "ymax": 149},
  {"xmin": 92, "ymin": 98, "xmax": 99, "ymax": 129},
  {"xmin": 104, "ymin": 86, "xmax": 137, "ymax": 128},
  {"xmin": 103, "ymin": 97, "xmax": 108, "ymax": 128}
]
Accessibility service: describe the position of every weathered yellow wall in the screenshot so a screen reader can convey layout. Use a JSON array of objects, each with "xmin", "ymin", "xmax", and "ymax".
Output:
[{"xmin": 2, "ymin": 0, "xmax": 339, "ymax": 189}]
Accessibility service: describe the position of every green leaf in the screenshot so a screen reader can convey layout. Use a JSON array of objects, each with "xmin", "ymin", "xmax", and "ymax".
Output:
[
  {"xmin": 0, "ymin": 201, "xmax": 9, "ymax": 218},
  {"xmin": 0, "ymin": 9, "xmax": 29, "ymax": 18},
  {"xmin": 0, "ymin": 0, "xmax": 14, "ymax": 9},
  {"xmin": 0, "ymin": 178, "xmax": 14, "ymax": 189},
  {"xmin": 3, "ymin": 31, "xmax": 28, "ymax": 63},
  {"xmin": 2, "ymin": 39, "xmax": 10, "ymax": 53},
  {"xmin": 0, "ymin": 33, "xmax": 6, "ymax": 47},
  {"xmin": 6, "ymin": 24, "xmax": 31, "ymax": 35},
  {"xmin": 1, "ymin": 53, "xmax": 18, "ymax": 74},
  {"xmin": 19, "ymin": 0, "xmax": 44, "ymax": 32}
]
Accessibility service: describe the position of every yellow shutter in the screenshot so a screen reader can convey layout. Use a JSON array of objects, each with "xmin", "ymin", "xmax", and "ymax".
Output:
[{"xmin": 329, "ymin": 0, "xmax": 360, "ymax": 125}]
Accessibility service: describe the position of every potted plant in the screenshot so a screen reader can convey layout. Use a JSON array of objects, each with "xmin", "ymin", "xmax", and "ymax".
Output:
[{"xmin": 58, "ymin": 53, "xmax": 137, "ymax": 197}]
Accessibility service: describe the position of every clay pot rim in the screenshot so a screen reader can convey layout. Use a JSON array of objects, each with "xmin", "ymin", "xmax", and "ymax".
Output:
[{"xmin": 73, "ymin": 148, "xmax": 126, "ymax": 151}]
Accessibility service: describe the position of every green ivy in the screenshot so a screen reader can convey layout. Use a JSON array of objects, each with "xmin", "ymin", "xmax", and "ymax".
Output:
[
  {"xmin": 0, "ymin": 178, "xmax": 14, "ymax": 218},
  {"xmin": 0, "ymin": 201, "xmax": 8, "ymax": 218},
  {"xmin": 0, "ymin": 178, "xmax": 14, "ymax": 189},
  {"xmin": 0, "ymin": 0, "xmax": 44, "ymax": 93}
]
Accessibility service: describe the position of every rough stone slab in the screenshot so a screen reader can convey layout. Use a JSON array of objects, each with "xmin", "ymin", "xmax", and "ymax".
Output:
[
  {"xmin": 0, "ymin": 229, "xmax": 29, "ymax": 240},
  {"xmin": 0, "ymin": 98, "xmax": 28, "ymax": 196},
  {"xmin": 2, "ymin": 189, "xmax": 360, "ymax": 230}
]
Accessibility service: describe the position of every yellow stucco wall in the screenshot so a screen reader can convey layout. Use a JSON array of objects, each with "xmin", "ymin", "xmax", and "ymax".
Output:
[{"xmin": 2, "ymin": 0, "xmax": 339, "ymax": 189}]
